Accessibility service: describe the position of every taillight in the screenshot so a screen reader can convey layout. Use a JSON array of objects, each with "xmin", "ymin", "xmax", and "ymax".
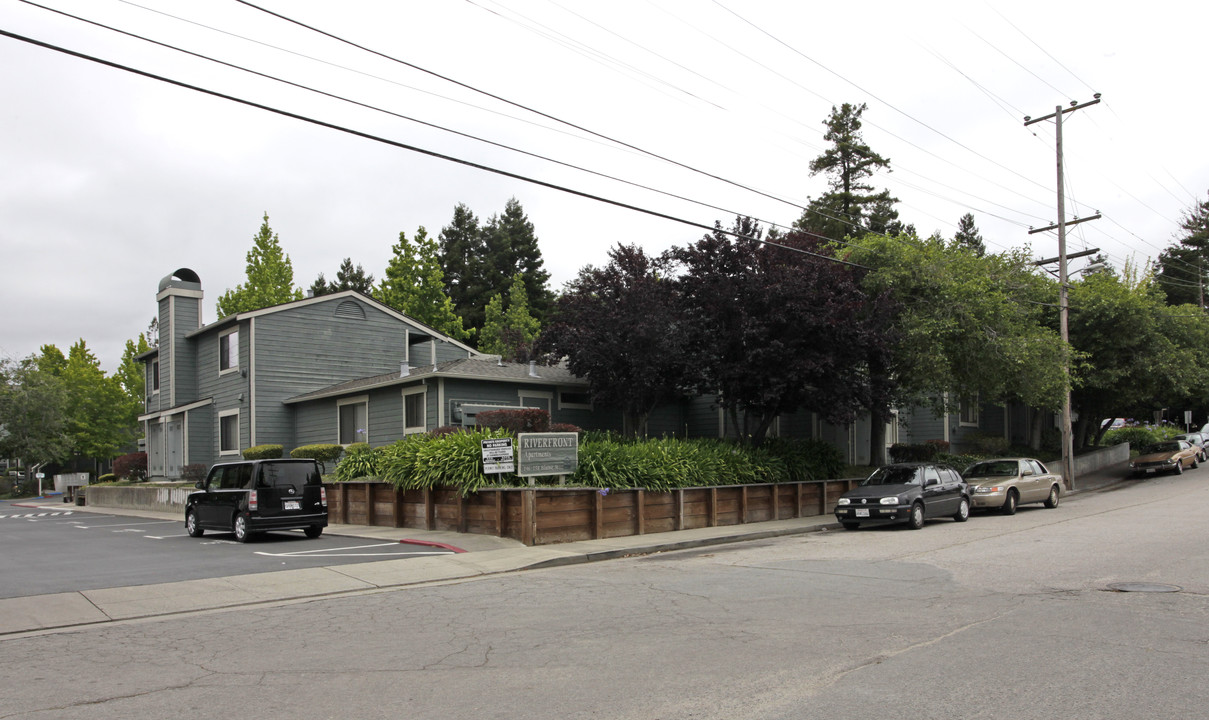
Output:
[
  {"xmin": 320, "ymin": 487, "xmax": 327, "ymax": 507},
  {"xmin": 248, "ymin": 490, "xmax": 258, "ymax": 511}
]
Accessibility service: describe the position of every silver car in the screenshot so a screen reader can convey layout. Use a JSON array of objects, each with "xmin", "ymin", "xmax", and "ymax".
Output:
[{"xmin": 963, "ymin": 458, "xmax": 1062, "ymax": 515}]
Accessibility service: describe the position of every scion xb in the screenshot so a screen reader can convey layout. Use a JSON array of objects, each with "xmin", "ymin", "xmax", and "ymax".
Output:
[{"xmin": 185, "ymin": 459, "xmax": 328, "ymax": 542}]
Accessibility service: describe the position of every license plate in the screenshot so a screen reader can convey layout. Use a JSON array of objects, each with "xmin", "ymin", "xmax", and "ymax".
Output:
[
  {"xmin": 855, "ymin": 509, "xmax": 870, "ymax": 517},
  {"xmin": 284, "ymin": 500, "xmax": 301, "ymax": 510}
]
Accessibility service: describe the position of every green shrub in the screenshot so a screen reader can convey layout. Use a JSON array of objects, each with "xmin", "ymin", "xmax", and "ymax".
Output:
[
  {"xmin": 243, "ymin": 444, "xmax": 283, "ymax": 460},
  {"xmin": 379, "ymin": 429, "xmax": 513, "ymax": 494},
  {"xmin": 476, "ymin": 408, "xmax": 549, "ymax": 433},
  {"xmin": 334, "ymin": 443, "xmax": 378, "ymax": 481},
  {"xmin": 291, "ymin": 443, "xmax": 344, "ymax": 473},
  {"xmin": 764, "ymin": 438, "xmax": 846, "ymax": 482},
  {"xmin": 1102, "ymin": 426, "xmax": 1161, "ymax": 448},
  {"xmin": 98, "ymin": 473, "xmax": 117, "ymax": 483}
]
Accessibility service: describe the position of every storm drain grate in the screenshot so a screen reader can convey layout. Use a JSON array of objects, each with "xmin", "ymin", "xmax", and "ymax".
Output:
[{"xmin": 1106, "ymin": 582, "xmax": 1182, "ymax": 593}]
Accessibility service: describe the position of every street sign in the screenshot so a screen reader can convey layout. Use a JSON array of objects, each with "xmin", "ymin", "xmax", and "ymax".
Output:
[
  {"xmin": 517, "ymin": 432, "xmax": 579, "ymax": 478},
  {"xmin": 481, "ymin": 438, "xmax": 514, "ymax": 474}
]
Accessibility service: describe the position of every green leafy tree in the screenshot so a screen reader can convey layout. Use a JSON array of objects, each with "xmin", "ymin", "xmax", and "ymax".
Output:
[
  {"xmin": 478, "ymin": 273, "xmax": 541, "ymax": 361},
  {"xmin": 798, "ymin": 103, "xmax": 898, "ymax": 240},
  {"xmin": 840, "ymin": 232, "xmax": 1067, "ymax": 463},
  {"xmin": 0, "ymin": 354, "xmax": 70, "ymax": 473},
  {"xmin": 954, "ymin": 213, "xmax": 987, "ymax": 256},
  {"xmin": 61, "ymin": 340, "xmax": 130, "ymax": 464},
  {"xmin": 375, "ymin": 227, "xmax": 471, "ymax": 342},
  {"xmin": 114, "ymin": 334, "xmax": 152, "ymax": 439},
  {"xmin": 216, "ymin": 213, "xmax": 303, "ymax": 317}
]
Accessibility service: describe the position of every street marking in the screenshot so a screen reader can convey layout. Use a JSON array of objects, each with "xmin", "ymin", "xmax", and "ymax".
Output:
[{"xmin": 82, "ymin": 520, "xmax": 178, "ymax": 528}]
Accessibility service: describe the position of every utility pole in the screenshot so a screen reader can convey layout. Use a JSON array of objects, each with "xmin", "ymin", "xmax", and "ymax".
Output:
[{"xmin": 1025, "ymin": 94, "xmax": 1101, "ymax": 492}]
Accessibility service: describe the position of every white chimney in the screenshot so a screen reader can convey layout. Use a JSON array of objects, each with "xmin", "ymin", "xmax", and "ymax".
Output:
[
  {"xmin": 400, "ymin": 362, "xmax": 410, "ymax": 378},
  {"xmin": 528, "ymin": 361, "xmax": 539, "ymax": 378}
]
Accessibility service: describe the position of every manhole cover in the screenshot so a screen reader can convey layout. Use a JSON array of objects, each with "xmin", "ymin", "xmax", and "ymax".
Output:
[{"xmin": 1106, "ymin": 582, "xmax": 1182, "ymax": 593}]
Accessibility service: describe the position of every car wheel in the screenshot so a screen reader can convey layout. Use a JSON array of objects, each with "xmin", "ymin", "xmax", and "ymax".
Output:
[
  {"xmin": 1001, "ymin": 489, "xmax": 1019, "ymax": 516},
  {"xmin": 1044, "ymin": 485, "xmax": 1061, "ymax": 509},
  {"xmin": 953, "ymin": 497, "xmax": 970, "ymax": 522},
  {"xmin": 304, "ymin": 525, "xmax": 323, "ymax": 539},
  {"xmin": 232, "ymin": 513, "xmax": 250, "ymax": 543},
  {"xmin": 908, "ymin": 502, "xmax": 925, "ymax": 530},
  {"xmin": 185, "ymin": 509, "xmax": 204, "ymax": 537},
  {"xmin": 1174, "ymin": 461, "xmax": 1184, "ymax": 475},
  {"xmin": 1194, "ymin": 456, "xmax": 1201, "ymax": 469}
]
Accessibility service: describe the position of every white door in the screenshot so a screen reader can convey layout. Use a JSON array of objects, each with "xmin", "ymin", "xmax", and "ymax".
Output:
[{"xmin": 165, "ymin": 417, "xmax": 184, "ymax": 479}]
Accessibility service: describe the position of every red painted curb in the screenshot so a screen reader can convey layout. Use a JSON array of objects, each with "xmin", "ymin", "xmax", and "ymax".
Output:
[{"xmin": 397, "ymin": 538, "xmax": 466, "ymax": 553}]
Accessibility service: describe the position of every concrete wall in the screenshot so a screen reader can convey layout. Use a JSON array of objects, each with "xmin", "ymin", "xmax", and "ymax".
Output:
[
  {"xmin": 1075, "ymin": 443, "xmax": 1129, "ymax": 475},
  {"xmin": 87, "ymin": 486, "xmax": 192, "ymax": 513}
]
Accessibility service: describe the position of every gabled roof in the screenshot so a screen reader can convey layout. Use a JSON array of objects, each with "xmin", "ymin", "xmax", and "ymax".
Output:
[
  {"xmin": 183, "ymin": 290, "xmax": 478, "ymax": 355},
  {"xmin": 284, "ymin": 358, "xmax": 587, "ymax": 404}
]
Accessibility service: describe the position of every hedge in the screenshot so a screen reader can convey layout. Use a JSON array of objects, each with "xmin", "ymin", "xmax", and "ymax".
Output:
[{"xmin": 243, "ymin": 444, "xmax": 283, "ymax": 460}]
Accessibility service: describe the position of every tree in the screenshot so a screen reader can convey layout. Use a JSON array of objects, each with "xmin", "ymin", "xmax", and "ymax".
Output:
[
  {"xmin": 954, "ymin": 213, "xmax": 986, "ymax": 256},
  {"xmin": 438, "ymin": 199, "xmax": 553, "ymax": 336},
  {"xmin": 216, "ymin": 213, "xmax": 303, "ymax": 317},
  {"xmin": 479, "ymin": 273, "xmax": 541, "ymax": 362},
  {"xmin": 798, "ymin": 103, "xmax": 898, "ymax": 240},
  {"xmin": 61, "ymin": 340, "xmax": 130, "ymax": 465},
  {"xmin": 670, "ymin": 217, "xmax": 890, "ymax": 446},
  {"xmin": 333, "ymin": 258, "xmax": 375, "ymax": 294},
  {"xmin": 375, "ymin": 226, "xmax": 471, "ymax": 342},
  {"xmin": 0, "ymin": 354, "xmax": 70, "ymax": 473},
  {"xmin": 541, "ymin": 245, "xmax": 692, "ymax": 437},
  {"xmin": 114, "ymin": 334, "xmax": 152, "ymax": 441},
  {"xmin": 308, "ymin": 273, "xmax": 333, "ymax": 298},
  {"xmin": 839, "ymin": 232, "xmax": 1067, "ymax": 463},
  {"xmin": 1155, "ymin": 191, "xmax": 1209, "ymax": 307},
  {"xmin": 481, "ymin": 198, "xmax": 553, "ymax": 323},
  {"xmin": 438, "ymin": 203, "xmax": 488, "ymax": 331}
]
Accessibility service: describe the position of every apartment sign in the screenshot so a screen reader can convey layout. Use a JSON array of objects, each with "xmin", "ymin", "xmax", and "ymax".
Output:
[{"xmin": 516, "ymin": 432, "xmax": 579, "ymax": 477}]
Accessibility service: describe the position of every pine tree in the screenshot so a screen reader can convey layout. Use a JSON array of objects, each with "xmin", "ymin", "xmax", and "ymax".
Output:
[
  {"xmin": 333, "ymin": 258, "xmax": 375, "ymax": 293},
  {"xmin": 438, "ymin": 203, "xmax": 486, "ymax": 328},
  {"xmin": 216, "ymin": 213, "xmax": 303, "ymax": 316},
  {"xmin": 798, "ymin": 103, "xmax": 898, "ymax": 240},
  {"xmin": 308, "ymin": 273, "xmax": 332, "ymax": 298},
  {"xmin": 1155, "ymin": 191, "xmax": 1209, "ymax": 306},
  {"xmin": 481, "ymin": 198, "xmax": 553, "ymax": 322},
  {"xmin": 375, "ymin": 226, "xmax": 471, "ymax": 342},
  {"xmin": 954, "ymin": 213, "xmax": 986, "ymax": 256}
]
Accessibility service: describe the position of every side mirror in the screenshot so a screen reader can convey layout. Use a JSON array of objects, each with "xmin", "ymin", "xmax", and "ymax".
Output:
[
  {"xmin": 195, "ymin": 480, "xmax": 207, "ymax": 490},
  {"xmin": 925, "ymin": 478, "xmax": 939, "ymax": 488}
]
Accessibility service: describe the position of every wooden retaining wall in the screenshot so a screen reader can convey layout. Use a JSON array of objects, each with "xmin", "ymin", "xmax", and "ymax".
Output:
[{"xmin": 325, "ymin": 479, "xmax": 860, "ymax": 546}]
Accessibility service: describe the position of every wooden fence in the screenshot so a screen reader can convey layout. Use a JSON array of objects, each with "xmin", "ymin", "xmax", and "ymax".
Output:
[{"xmin": 324, "ymin": 479, "xmax": 860, "ymax": 546}]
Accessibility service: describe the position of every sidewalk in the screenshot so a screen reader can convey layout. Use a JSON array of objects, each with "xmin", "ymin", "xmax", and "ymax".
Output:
[{"xmin": 0, "ymin": 464, "xmax": 1130, "ymax": 637}]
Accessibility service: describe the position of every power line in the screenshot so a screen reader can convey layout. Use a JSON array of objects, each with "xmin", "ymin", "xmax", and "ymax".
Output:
[{"xmin": 0, "ymin": 26, "xmax": 871, "ymax": 271}]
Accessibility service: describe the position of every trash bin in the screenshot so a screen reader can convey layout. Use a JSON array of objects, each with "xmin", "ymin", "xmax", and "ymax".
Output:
[{"xmin": 75, "ymin": 490, "xmax": 85, "ymax": 506}]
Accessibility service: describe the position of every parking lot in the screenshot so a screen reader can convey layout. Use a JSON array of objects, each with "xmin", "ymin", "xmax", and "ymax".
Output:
[{"xmin": 0, "ymin": 501, "xmax": 456, "ymax": 599}]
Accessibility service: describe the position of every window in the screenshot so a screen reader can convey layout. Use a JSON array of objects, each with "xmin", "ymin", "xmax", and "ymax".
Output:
[
  {"xmin": 338, "ymin": 397, "xmax": 369, "ymax": 445},
  {"xmin": 152, "ymin": 360, "xmax": 160, "ymax": 393},
  {"xmin": 958, "ymin": 395, "xmax": 979, "ymax": 427},
  {"xmin": 519, "ymin": 390, "xmax": 553, "ymax": 414},
  {"xmin": 402, "ymin": 388, "xmax": 426, "ymax": 434},
  {"xmin": 219, "ymin": 329, "xmax": 239, "ymax": 372},
  {"xmin": 219, "ymin": 411, "xmax": 240, "ymax": 455},
  {"xmin": 558, "ymin": 389, "xmax": 592, "ymax": 410}
]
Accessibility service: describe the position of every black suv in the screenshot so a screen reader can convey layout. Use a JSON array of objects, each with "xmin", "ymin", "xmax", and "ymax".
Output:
[
  {"xmin": 185, "ymin": 459, "xmax": 328, "ymax": 542},
  {"xmin": 834, "ymin": 462, "xmax": 970, "ymax": 530}
]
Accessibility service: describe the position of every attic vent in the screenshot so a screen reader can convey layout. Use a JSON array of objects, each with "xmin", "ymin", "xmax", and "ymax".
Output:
[{"xmin": 334, "ymin": 300, "xmax": 366, "ymax": 320}]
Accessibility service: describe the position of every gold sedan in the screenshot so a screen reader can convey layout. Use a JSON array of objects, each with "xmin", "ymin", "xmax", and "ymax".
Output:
[
  {"xmin": 963, "ymin": 458, "xmax": 1063, "ymax": 515},
  {"xmin": 1129, "ymin": 440, "xmax": 1200, "ymax": 477}
]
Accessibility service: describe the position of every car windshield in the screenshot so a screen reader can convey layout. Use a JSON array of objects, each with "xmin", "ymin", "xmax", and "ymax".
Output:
[
  {"xmin": 863, "ymin": 466, "xmax": 922, "ymax": 486},
  {"xmin": 1146, "ymin": 442, "xmax": 1181, "ymax": 454},
  {"xmin": 964, "ymin": 460, "xmax": 1018, "ymax": 478}
]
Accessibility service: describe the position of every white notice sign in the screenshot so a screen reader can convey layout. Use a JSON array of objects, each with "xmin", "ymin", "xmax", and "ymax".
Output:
[{"xmin": 482, "ymin": 438, "xmax": 515, "ymax": 474}]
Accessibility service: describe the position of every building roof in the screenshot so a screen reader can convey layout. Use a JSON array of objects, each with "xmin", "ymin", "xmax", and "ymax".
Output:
[{"xmin": 283, "ymin": 357, "xmax": 588, "ymax": 404}]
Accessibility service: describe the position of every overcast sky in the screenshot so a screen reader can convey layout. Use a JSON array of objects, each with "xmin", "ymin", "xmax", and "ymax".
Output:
[{"xmin": 2, "ymin": 0, "xmax": 1205, "ymax": 372}]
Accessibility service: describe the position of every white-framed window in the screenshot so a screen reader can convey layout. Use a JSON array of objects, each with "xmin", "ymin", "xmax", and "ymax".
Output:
[
  {"xmin": 558, "ymin": 388, "xmax": 592, "ymax": 411},
  {"xmin": 219, "ymin": 328, "xmax": 239, "ymax": 374},
  {"xmin": 959, "ymin": 395, "xmax": 980, "ymax": 427},
  {"xmin": 219, "ymin": 409, "xmax": 240, "ymax": 455},
  {"xmin": 402, "ymin": 387, "xmax": 427, "ymax": 434},
  {"xmin": 338, "ymin": 396, "xmax": 369, "ymax": 445},
  {"xmin": 151, "ymin": 360, "xmax": 160, "ymax": 394}
]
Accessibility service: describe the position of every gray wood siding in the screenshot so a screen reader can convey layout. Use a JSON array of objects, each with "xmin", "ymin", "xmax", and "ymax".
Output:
[
  {"xmin": 251, "ymin": 299, "xmax": 411, "ymax": 448},
  {"xmin": 195, "ymin": 321, "xmax": 249, "ymax": 457},
  {"xmin": 684, "ymin": 395, "xmax": 721, "ymax": 437},
  {"xmin": 166, "ymin": 296, "xmax": 200, "ymax": 405},
  {"xmin": 646, "ymin": 403, "xmax": 686, "ymax": 437},
  {"xmin": 903, "ymin": 407, "xmax": 946, "ymax": 445},
  {"xmin": 186, "ymin": 405, "xmax": 213, "ymax": 469}
]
